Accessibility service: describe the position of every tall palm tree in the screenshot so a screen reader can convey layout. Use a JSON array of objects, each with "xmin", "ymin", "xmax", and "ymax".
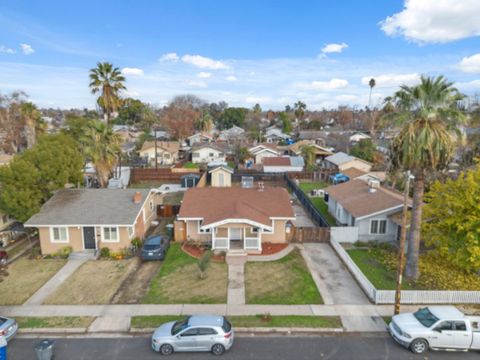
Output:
[
  {"xmin": 83, "ymin": 121, "xmax": 122, "ymax": 187},
  {"xmin": 196, "ymin": 111, "xmax": 213, "ymax": 133},
  {"xmin": 389, "ymin": 75, "xmax": 465, "ymax": 280},
  {"xmin": 300, "ymin": 145, "xmax": 316, "ymax": 170},
  {"xmin": 89, "ymin": 62, "xmax": 126, "ymax": 123},
  {"xmin": 20, "ymin": 102, "xmax": 40, "ymax": 149},
  {"xmin": 368, "ymin": 78, "xmax": 376, "ymax": 109}
]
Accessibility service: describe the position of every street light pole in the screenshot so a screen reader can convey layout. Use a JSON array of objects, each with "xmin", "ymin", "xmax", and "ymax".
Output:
[{"xmin": 394, "ymin": 170, "xmax": 413, "ymax": 315}]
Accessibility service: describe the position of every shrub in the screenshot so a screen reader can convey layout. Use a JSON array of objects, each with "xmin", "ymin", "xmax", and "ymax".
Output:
[
  {"xmin": 48, "ymin": 246, "xmax": 73, "ymax": 259},
  {"xmin": 131, "ymin": 237, "xmax": 142, "ymax": 251},
  {"xmin": 197, "ymin": 250, "xmax": 212, "ymax": 280},
  {"xmin": 99, "ymin": 247, "xmax": 111, "ymax": 259}
]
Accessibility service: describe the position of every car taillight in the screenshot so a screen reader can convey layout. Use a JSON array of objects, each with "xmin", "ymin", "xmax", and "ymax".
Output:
[{"xmin": 224, "ymin": 332, "xmax": 232, "ymax": 338}]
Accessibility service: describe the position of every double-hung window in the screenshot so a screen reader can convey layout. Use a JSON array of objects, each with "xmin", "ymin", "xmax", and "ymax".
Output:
[
  {"xmin": 51, "ymin": 227, "xmax": 68, "ymax": 243},
  {"xmin": 102, "ymin": 227, "xmax": 119, "ymax": 242},
  {"xmin": 370, "ymin": 219, "xmax": 387, "ymax": 234}
]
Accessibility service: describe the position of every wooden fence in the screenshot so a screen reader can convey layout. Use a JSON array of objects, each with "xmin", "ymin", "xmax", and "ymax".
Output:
[
  {"xmin": 288, "ymin": 226, "xmax": 330, "ymax": 243},
  {"xmin": 330, "ymin": 237, "xmax": 480, "ymax": 304}
]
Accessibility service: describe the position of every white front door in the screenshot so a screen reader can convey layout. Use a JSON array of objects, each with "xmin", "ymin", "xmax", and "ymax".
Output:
[{"xmin": 229, "ymin": 228, "xmax": 242, "ymax": 241}]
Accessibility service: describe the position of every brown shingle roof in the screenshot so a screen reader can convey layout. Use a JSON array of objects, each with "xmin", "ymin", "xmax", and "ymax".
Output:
[
  {"xmin": 325, "ymin": 179, "xmax": 405, "ymax": 218},
  {"xmin": 342, "ymin": 167, "xmax": 368, "ymax": 179},
  {"xmin": 263, "ymin": 157, "xmax": 291, "ymax": 166},
  {"xmin": 178, "ymin": 187, "xmax": 294, "ymax": 226}
]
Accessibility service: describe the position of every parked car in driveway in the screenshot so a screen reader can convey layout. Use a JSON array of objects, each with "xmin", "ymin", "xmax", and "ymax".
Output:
[
  {"xmin": 0, "ymin": 316, "xmax": 18, "ymax": 341},
  {"xmin": 388, "ymin": 306, "xmax": 480, "ymax": 354},
  {"xmin": 151, "ymin": 315, "xmax": 234, "ymax": 356},
  {"xmin": 140, "ymin": 235, "xmax": 170, "ymax": 261},
  {"xmin": 0, "ymin": 250, "xmax": 7, "ymax": 266}
]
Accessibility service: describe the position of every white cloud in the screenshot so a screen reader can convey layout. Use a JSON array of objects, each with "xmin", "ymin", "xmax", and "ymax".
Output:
[
  {"xmin": 186, "ymin": 80, "xmax": 208, "ymax": 88},
  {"xmin": 458, "ymin": 54, "xmax": 480, "ymax": 73},
  {"xmin": 245, "ymin": 96, "xmax": 271, "ymax": 104},
  {"xmin": 197, "ymin": 72, "xmax": 211, "ymax": 78},
  {"xmin": 225, "ymin": 75, "xmax": 237, "ymax": 81},
  {"xmin": 380, "ymin": 0, "xmax": 480, "ymax": 44},
  {"xmin": 123, "ymin": 90, "xmax": 140, "ymax": 97},
  {"xmin": 159, "ymin": 52, "xmax": 179, "ymax": 62},
  {"xmin": 0, "ymin": 45, "xmax": 15, "ymax": 54},
  {"xmin": 455, "ymin": 79, "xmax": 480, "ymax": 91},
  {"xmin": 121, "ymin": 67, "xmax": 144, "ymax": 76},
  {"xmin": 20, "ymin": 43, "xmax": 34, "ymax": 55},
  {"xmin": 295, "ymin": 78, "xmax": 349, "ymax": 90},
  {"xmin": 181, "ymin": 54, "xmax": 228, "ymax": 70},
  {"xmin": 361, "ymin": 73, "xmax": 420, "ymax": 88},
  {"xmin": 321, "ymin": 43, "xmax": 348, "ymax": 54}
]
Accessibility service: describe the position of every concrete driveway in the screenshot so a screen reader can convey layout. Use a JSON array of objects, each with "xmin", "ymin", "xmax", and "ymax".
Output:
[{"xmin": 291, "ymin": 201, "xmax": 316, "ymax": 227}]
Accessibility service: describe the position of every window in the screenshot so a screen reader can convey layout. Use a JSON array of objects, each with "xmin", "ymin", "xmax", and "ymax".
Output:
[
  {"xmin": 198, "ymin": 327, "xmax": 217, "ymax": 335},
  {"xmin": 102, "ymin": 227, "xmax": 119, "ymax": 242},
  {"xmin": 51, "ymin": 227, "xmax": 68, "ymax": 243},
  {"xmin": 180, "ymin": 328, "xmax": 198, "ymax": 337},
  {"xmin": 192, "ymin": 152, "xmax": 199, "ymax": 158},
  {"xmin": 454, "ymin": 321, "xmax": 467, "ymax": 331},
  {"xmin": 251, "ymin": 227, "xmax": 259, "ymax": 233},
  {"xmin": 435, "ymin": 321, "xmax": 453, "ymax": 331},
  {"xmin": 209, "ymin": 152, "xmax": 214, "ymax": 157},
  {"xmin": 198, "ymin": 220, "xmax": 211, "ymax": 233},
  {"xmin": 128, "ymin": 226, "xmax": 134, "ymax": 238},
  {"xmin": 370, "ymin": 219, "xmax": 387, "ymax": 234}
]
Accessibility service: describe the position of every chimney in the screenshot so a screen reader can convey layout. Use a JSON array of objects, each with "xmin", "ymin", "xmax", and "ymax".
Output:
[{"xmin": 133, "ymin": 191, "xmax": 142, "ymax": 204}]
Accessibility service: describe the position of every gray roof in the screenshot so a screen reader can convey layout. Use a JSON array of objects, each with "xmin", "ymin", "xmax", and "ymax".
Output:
[
  {"xmin": 324, "ymin": 152, "xmax": 355, "ymax": 166},
  {"xmin": 290, "ymin": 156, "xmax": 305, "ymax": 167},
  {"xmin": 25, "ymin": 188, "xmax": 150, "ymax": 226}
]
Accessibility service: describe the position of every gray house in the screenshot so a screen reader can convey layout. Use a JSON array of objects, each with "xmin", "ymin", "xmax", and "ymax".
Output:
[{"xmin": 325, "ymin": 179, "xmax": 409, "ymax": 242}]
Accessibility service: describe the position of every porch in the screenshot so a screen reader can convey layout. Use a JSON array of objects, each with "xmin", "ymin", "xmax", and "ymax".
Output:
[{"xmin": 211, "ymin": 226, "xmax": 262, "ymax": 252}]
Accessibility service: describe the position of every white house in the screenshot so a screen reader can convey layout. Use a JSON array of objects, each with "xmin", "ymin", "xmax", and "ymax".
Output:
[
  {"xmin": 264, "ymin": 127, "xmax": 290, "ymax": 143},
  {"xmin": 248, "ymin": 144, "xmax": 281, "ymax": 164},
  {"xmin": 325, "ymin": 179, "xmax": 410, "ymax": 242},
  {"xmin": 218, "ymin": 125, "xmax": 245, "ymax": 142},
  {"xmin": 349, "ymin": 132, "xmax": 371, "ymax": 143},
  {"xmin": 191, "ymin": 144, "xmax": 225, "ymax": 164},
  {"xmin": 187, "ymin": 132, "xmax": 214, "ymax": 146}
]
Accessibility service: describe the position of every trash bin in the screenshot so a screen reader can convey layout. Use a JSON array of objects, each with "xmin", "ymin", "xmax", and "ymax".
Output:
[
  {"xmin": 166, "ymin": 224, "xmax": 174, "ymax": 239},
  {"xmin": 0, "ymin": 336, "xmax": 7, "ymax": 360},
  {"xmin": 34, "ymin": 339, "xmax": 55, "ymax": 360}
]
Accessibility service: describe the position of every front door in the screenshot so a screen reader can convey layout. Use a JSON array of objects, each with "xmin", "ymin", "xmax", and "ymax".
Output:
[
  {"xmin": 83, "ymin": 227, "xmax": 96, "ymax": 250},
  {"xmin": 229, "ymin": 228, "xmax": 242, "ymax": 241}
]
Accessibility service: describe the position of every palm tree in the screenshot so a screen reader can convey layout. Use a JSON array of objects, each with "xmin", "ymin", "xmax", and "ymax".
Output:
[
  {"xmin": 83, "ymin": 121, "xmax": 122, "ymax": 187},
  {"xmin": 300, "ymin": 145, "xmax": 316, "ymax": 170},
  {"xmin": 196, "ymin": 111, "xmax": 213, "ymax": 133},
  {"xmin": 89, "ymin": 62, "xmax": 126, "ymax": 123},
  {"xmin": 20, "ymin": 102, "xmax": 40, "ymax": 149},
  {"xmin": 368, "ymin": 78, "xmax": 376, "ymax": 109},
  {"xmin": 389, "ymin": 75, "xmax": 465, "ymax": 280}
]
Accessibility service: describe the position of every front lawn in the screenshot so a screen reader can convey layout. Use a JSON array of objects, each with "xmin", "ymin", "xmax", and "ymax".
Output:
[
  {"xmin": 0, "ymin": 258, "xmax": 66, "ymax": 305},
  {"xmin": 245, "ymin": 249, "xmax": 323, "ymax": 304},
  {"xmin": 298, "ymin": 182, "xmax": 336, "ymax": 226},
  {"xmin": 44, "ymin": 259, "xmax": 137, "ymax": 304},
  {"xmin": 131, "ymin": 315, "xmax": 341, "ymax": 329},
  {"xmin": 347, "ymin": 246, "xmax": 480, "ymax": 291},
  {"xmin": 16, "ymin": 317, "xmax": 94, "ymax": 328},
  {"xmin": 143, "ymin": 243, "xmax": 228, "ymax": 304}
]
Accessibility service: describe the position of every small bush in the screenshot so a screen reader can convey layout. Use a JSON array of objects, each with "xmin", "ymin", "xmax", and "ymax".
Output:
[
  {"xmin": 48, "ymin": 246, "xmax": 73, "ymax": 259},
  {"xmin": 131, "ymin": 237, "xmax": 142, "ymax": 250},
  {"xmin": 99, "ymin": 247, "xmax": 111, "ymax": 259},
  {"xmin": 197, "ymin": 250, "xmax": 212, "ymax": 280}
]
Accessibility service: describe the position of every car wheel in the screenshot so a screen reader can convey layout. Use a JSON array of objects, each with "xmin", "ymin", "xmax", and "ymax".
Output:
[
  {"xmin": 159, "ymin": 344, "xmax": 174, "ymax": 356},
  {"xmin": 211, "ymin": 343, "xmax": 225, "ymax": 356},
  {"xmin": 410, "ymin": 339, "xmax": 428, "ymax": 354}
]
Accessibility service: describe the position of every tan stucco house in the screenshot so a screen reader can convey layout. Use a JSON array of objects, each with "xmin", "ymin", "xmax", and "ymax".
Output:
[
  {"xmin": 24, "ymin": 189, "xmax": 160, "ymax": 255},
  {"xmin": 139, "ymin": 141, "xmax": 180, "ymax": 166},
  {"xmin": 177, "ymin": 187, "xmax": 295, "ymax": 252}
]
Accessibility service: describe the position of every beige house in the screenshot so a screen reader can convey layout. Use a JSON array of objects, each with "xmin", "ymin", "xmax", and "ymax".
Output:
[
  {"xmin": 177, "ymin": 187, "xmax": 295, "ymax": 252},
  {"xmin": 209, "ymin": 166, "xmax": 233, "ymax": 187},
  {"xmin": 323, "ymin": 152, "xmax": 372, "ymax": 173},
  {"xmin": 24, "ymin": 189, "xmax": 160, "ymax": 255},
  {"xmin": 139, "ymin": 141, "xmax": 180, "ymax": 166}
]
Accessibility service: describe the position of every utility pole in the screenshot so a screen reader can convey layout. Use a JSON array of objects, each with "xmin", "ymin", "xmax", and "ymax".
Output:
[
  {"xmin": 394, "ymin": 170, "xmax": 413, "ymax": 315},
  {"xmin": 154, "ymin": 128, "xmax": 158, "ymax": 170}
]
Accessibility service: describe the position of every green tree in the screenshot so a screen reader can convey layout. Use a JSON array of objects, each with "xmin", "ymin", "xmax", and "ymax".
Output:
[
  {"xmin": 217, "ymin": 107, "xmax": 247, "ymax": 129},
  {"xmin": 350, "ymin": 139, "xmax": 375, "ymax": 162},
  {"xmin": 115, "ymin": 98, "xmax": 156, "ymax": 128},
  {"xmin": 0, "ymin": 134, "xmax": 83, "ymax": 222},
  {"xmin": 294, "ymin": 101, "xmax": 306, "ymax": 120},
  {"xmin": 20, "ymin": 102, "xmax": 41, "ymax": 148},
  {"xmin": 89, "ymin": 62, "xmax": 126, "ymax": 123},
  {"xmin": 300, "ymin": 145, "xmax": 316, "ymax": 170},
  {"xmin": 368, "ymin": 78, "xmax": 376, "ymax": 109},
  {"xmin": 423, "ymin": 166, "xmax": 480, "ymax": 273},
  {"xmin": 279, "ymin": 112, "xmax": 292, "ymax": 133},
  {"xmin": 82, "ymin": 121, "xmax": 122, "ymax": 187},
  {"xmin": 195, "ymin": 110, "xmax": 214, "ymax": 133},
  {"xmin": 389, "ymin": 76, "xmax": 465, "ymax": 280}
]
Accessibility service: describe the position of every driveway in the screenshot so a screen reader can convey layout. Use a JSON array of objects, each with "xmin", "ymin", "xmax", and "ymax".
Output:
[{"xmin": 291, "ymin": 200, "xmax": 316, "ymax": 227}]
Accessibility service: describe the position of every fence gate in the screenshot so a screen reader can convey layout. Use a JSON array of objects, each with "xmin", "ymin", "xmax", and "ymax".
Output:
[{"xmin": 288, "ymin": 226, "xmax": 330, "ymax": 243}]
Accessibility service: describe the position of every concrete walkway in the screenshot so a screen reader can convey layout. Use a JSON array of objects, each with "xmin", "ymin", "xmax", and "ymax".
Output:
[
  {"xmin": 299, "ymin": 243, "xmax": 386, "ymax": 332},
  {"xmin": 226, "ymin": 253, "xmax": 247, "ymax": 305},
  {"xmin": 247, "ymin": 244, "xmax": 294, "ymax": 262},
  {"xmin": 24, "ymin": 259, "xmax": 87, "ymax": 305}
]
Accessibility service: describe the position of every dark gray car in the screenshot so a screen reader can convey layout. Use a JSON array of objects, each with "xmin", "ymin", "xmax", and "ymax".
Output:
[
  {"xmin": 0, "ymin": 316, "xmax": 18, "ymax": 341},
  {"xmin": 140, "ymin": 235, "xmax": 170, "ymax": 261}
]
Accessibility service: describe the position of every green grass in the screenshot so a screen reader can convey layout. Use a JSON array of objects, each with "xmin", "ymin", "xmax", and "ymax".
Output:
[
  {"xmin": 245, "ymin": 249, "xmax": 323, "ymax": 304},
  {"xmin": 131, "ymin": 315, "xmax": 341, "ymax": 329},
  {"xmin": 143, "ymin": 244, "xmax": 227, "ymax": 304},
  {"xmin": 298, "ymin": 182, "xmax": 336, "ymax": 226},
  {"xmin": 16, "ymin": 317, "xmax": 94, "ymax": 328},
  {"xmin": 298, "ymin": 181, "xmax": 329, "ymax": 193},
  {"xmin": 347, "ymin": 249, "xmax": 413, "ymax": 290},
  {"xmin": 183, "ymin": 162, "xmax": 198, "ymax": 169}
]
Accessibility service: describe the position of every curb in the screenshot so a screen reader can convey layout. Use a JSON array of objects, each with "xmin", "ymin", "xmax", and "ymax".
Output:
[
  {"xmin": 130, "ymin": 327, "xmax": 344, "ymax": 334},
  {"xmin": 19, "ymin": 328, "xmax": 87, "ymax": 334}
]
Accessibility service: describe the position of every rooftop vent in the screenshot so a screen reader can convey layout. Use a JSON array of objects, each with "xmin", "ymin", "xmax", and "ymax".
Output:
[{"xmin": 241, "ymin": 176, "xmax": 254, "ymax": 188}]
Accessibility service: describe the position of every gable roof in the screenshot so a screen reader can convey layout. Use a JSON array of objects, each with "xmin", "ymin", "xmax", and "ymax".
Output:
[
  {"xmin": 192, "ymin": 143, "xmax": 224, "ymax": 152},
  {"xmin": 288, "ymin": 140, "xmax": 333, "ymax": 155},
  {"xmin": 249, "ymin": 143, "xmax": 279, "ymax": 155},
  {"xmin": 325, "ymin": 180, "xmax": 406, "ymax": 218},
  {"xmin": 140, "ymin": 141, "xmax": 180, "ymax": 153},
  {"xmin": 208, "ymin": 165, "xmax": 234, "ymax": 174},
  {"xmin": 24, "ymin": 189, "xmax": 151, "ymax": 226},
  {"xmin": 188, "ymin": 132, "xmax": 213, "ymax": 140},
  {"xmin": 178, "ymin": 187, "xmax": 294, "ymax": 227}
]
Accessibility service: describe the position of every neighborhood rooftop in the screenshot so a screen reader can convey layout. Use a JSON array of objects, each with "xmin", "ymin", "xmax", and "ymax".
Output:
[
  {"xmin": 325, "ymin": 179, "xmax": 405, "ymax": 218},
  {"xmin": 178, "ymin": 186, "xmax": 294, "ymax": 227},
  {"xmin": 24, "ymin": 188, "xmax": 150, "ymax": 226}
]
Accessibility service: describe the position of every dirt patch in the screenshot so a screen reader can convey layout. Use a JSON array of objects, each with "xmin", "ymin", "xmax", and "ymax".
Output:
[{"xmin": 112, "ymin": 258, "xmax": 162, "ymax": 304}]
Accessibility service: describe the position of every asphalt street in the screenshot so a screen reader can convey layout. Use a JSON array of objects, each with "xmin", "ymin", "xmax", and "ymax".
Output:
[{"xmin": 6, "ymin": 334, "xmax": 479, "ymax": 360}]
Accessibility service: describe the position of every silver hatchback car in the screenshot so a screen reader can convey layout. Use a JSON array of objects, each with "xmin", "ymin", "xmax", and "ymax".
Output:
[{"xmin": 151, "ymin": 315, "xmax": 234, "ymax": 356}]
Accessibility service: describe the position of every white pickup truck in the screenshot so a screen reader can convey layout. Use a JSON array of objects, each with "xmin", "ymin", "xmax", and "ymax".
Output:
[{"xmin": 389, "ymin": 306, "xmax": 480, "ymax": 354}]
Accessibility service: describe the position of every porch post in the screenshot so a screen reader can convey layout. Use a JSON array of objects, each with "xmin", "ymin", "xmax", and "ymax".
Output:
[
  {"xmin": 212, "ymin": 227, "xmax": 216, "ymax": 249},
  {"xmin": 258, "ymin": 231, "xmax": 262, "ymax": 251},
  {"xmin": 243, "ymin": 227, "xmax": 246, "ymax": 251},
  {"xmin": 227, "ymin": 228, "xmax": 230, "ymax": 250}
]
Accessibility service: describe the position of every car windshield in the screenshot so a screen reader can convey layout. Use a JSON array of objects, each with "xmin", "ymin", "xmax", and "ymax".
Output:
[
  {"xmin": 413, "ymin": 308, "xmax": 439, "ymax": 328},
  {"xmin": 172, "ymin": 318, "xmax": 190, "ymax": 335},
  {"xmin": 143, "ymin": 244, "xmax": 160, "ymax": 250}
]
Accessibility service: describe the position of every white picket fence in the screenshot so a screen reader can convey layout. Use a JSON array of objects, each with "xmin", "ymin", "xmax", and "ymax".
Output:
[
  {"xmin": 330, "ymin": 238, "xmax": 480, "ymax": 304},
  {"xmin": 330, "ymin": 226, "xmax": 358, "ymax": 243}
]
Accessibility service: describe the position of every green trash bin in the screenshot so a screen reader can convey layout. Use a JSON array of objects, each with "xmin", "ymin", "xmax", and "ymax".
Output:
[
  {"xmin": 34, "ymin": 339, "xmax": 55, "ymax": 360},
  {"xmin": 166, "ymin": 224, "xmax": 174, "ymax": 239}
]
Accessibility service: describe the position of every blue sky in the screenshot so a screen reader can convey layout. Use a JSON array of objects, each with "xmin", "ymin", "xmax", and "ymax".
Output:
[{"xmin": 0, "ymin": 0, "xmax": 479, "ymax": 109}]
